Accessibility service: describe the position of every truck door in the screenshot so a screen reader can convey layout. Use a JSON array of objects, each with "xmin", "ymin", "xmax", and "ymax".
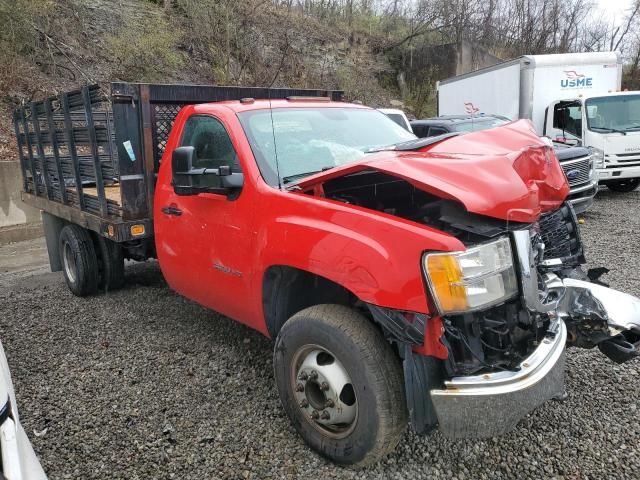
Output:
[
  {"xmin": 545, "ymin": 101, "xmax": 583, "ymax": 144},
  {"xmin": 154, "ymin": 114, "xmax": 256, "ymax": 323}
]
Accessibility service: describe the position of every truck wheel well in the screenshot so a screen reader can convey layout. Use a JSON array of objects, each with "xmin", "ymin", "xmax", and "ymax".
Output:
[{"xmin": 262, "ymin": 266, "xmax": 357, "ymax": 338}]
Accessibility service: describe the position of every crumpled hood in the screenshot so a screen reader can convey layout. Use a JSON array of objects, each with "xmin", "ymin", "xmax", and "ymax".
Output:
[{"xmin": 298, "ymin": 120, "xmax": 569, "ymax": 223}]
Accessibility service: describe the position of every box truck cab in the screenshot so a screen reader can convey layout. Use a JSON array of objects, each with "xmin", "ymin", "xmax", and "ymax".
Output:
[
  {"xmin": 547, "ymin": 91, "xmax": 640, "ymax": 191},
  {"xmin": 437, "ymin": 52, "xmax": 640, "ymax": 193}
]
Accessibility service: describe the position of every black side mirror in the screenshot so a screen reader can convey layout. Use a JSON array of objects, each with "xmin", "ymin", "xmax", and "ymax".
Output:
[
  {"xmin": 171, "ymin": 146, "xmax": 244, "ymax": 197},
  {"xmin": 172, "ymin": 146, "xmax": 197, "ymax": 196}
]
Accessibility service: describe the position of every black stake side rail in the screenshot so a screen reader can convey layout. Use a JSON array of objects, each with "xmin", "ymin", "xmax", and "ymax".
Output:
[
  {"xmin": 13, "ymin": 85, "xmax": 120, "ymax": 220},
  {"xmin": 13, "ymin": 82, "xmax": 344, "ymax": 242}
]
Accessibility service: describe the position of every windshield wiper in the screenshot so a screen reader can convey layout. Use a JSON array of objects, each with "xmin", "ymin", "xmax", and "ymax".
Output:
[
  {"xmin": 591, "ymin": 126, "xmax": 627, "ymax": 135},
  {"xmin": 282, "ymin": 166, "xmax": 335, "ymax": 184},
  {"xmin": 366, "ymin": 132, "xmax": 462, "ymax": 153},
  {"xmin": 624, "ymin": 124, "xmax": 640, "ymax": 131}
]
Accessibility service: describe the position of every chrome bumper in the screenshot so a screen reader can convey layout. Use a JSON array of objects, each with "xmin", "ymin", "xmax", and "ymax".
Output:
[{"xmin": 431, "ymin": 318, "xmax": 566, "ymax": 438}]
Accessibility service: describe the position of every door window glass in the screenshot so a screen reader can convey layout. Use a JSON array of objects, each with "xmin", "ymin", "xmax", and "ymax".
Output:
[
  {"xmin": 181, "ymin": 115, "xmax": 240, "ymax": 171},
  {"xmin": 553, "ymin": 103, "xmax": 582, "ymax": 138}
]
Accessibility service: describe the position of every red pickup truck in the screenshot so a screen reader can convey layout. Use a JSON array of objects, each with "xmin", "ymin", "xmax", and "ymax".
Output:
[{"xmin": 13, "ymin": 83, "xmax": 640, "ymax": 467}]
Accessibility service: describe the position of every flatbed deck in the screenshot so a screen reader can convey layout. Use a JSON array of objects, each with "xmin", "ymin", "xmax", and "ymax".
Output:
[{"xmin": 84, "ymin": 185, "xmax": 121, "ymax": 205}]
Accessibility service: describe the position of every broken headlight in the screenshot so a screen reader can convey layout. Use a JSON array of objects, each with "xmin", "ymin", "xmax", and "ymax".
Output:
[{"xmin": 424, "ymin": 237, "xmax": 518, "ymax": 314}]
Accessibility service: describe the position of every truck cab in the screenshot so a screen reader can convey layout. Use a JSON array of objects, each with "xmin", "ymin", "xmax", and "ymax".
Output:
[{"xmin": 546, "ymin": 92, "xmax": 640, "ymax": 192}]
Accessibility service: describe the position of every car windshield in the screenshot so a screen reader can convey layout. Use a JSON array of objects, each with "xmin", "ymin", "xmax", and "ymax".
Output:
[
  {"xmin": 237, "ymin": 107, "xmax": 416, "ymax": 186},
  {"xmin": 384, "ymin": 113, "xmax": 409, "ymax": 130},
  {"xmin": 586, "ymin": 95, "xmax": 640, "ymax": 132},
  {"xmin": 451, "ymin": 117, "xmax": 509, "ymax": 132}
]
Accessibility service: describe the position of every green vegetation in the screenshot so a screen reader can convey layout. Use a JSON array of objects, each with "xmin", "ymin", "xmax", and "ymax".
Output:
[{"xmin": 106, "ymin": 16, "xmax": 184, "ymax": 82}]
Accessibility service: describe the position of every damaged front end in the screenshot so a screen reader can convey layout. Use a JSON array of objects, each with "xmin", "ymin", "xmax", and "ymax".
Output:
[
  {"xmin": 294, "ymin": 121, "xmax": 639, "ymax": 439},
  {"xmin": 426, "ymin": 203, "xmax": 640, "ymax": 438}
]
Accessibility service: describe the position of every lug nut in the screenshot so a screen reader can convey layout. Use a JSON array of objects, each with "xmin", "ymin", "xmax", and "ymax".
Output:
[
  {"xmin": 320, "ymin": 382, "xmax": 329, "ymax": 391},
  {"xmin": 324, "ymin": 399, "xmax": 335, "ymax": 408},
  {"xmin": 299, "ymin": 399, "xmax": 308, "ymax": 408},
  {"xmin": 295, "ymin": 383, "xmax": 304, "ymax": 392},
  {"xmin": 298, "ymin": 371, "xmax": 308, "ymax": 381},
  {"xmin": 321, "ymin": 410, "xmax": 330, "ymax": 420},
  {"xmin": 311, "ymin": 410, "xmax": 319, "ymax": 419},
  {"xmin": 309, "ymin": 370, "xmax": 318, "ymax": 380}
]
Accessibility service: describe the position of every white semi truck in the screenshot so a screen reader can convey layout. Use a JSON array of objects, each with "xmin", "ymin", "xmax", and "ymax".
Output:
[{"xmin": 437, "ymin": 52, "xmax": 640, "ymax": 193}]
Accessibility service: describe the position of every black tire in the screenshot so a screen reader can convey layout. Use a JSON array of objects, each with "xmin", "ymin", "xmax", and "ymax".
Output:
[
  {"xmin": 59, "ymin": 225, "xmax": 99, "ymax": 296},
  {"xmin": 95, "ymin": 235, "xmax": 125, "ymax": 292},
  {"xmin": 606, "ymin": 178, "xmax": 640, "ymax": 193},
  {"xmin": 274, "ymin": 304, "xmax": 407, "ymax": 468}
]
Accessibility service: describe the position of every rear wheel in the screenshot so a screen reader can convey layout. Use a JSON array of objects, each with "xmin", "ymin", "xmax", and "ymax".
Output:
[
  {"xmin": 59, "ymin": 225, "xmax": 98, "ymax": 296},
  {"xmin": 273, "ymin": 304, "xmax": 407, "ymax": 468},
  {"xmin": 606, "ymin": 178, "xmax": 640, "ymax": 192},
  {"xmin": 95, "ymin": 235, "xmax": 125, "ymax": 292}
]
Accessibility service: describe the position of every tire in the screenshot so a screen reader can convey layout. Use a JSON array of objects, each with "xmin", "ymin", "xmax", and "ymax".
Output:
[
  {"xmin": 95, "ymin": 235, "xmax": 125, "ymax": 292},
  {"xmin": 59, "ymin": 225, "xmax": 99, "ymax": 296},
  {"xmin": 606, "ymin": 178, "xmax": 640, "ymax": 193},
  {"xmin": 273, "ymin": 304, "xmax": 407, "ymax": 468}
]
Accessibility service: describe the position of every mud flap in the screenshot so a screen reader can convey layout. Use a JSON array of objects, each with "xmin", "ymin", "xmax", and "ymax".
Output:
[{"xmin": 402, "ymin": 346, "xmax": 442, "ymax": 434}]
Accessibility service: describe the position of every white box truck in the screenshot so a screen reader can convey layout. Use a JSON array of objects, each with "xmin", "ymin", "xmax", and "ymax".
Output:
[{"xmin": 437, "ymin": 52, "xmax": 640, "ymax": 193}]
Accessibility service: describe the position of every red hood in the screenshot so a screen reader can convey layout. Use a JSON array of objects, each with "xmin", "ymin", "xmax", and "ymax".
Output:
[{"xmin": 297, "ymin": 120, "xmax": 569, "ymax": 223}]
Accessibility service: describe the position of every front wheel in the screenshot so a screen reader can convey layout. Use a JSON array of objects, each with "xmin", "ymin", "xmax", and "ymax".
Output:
[
  {"xmin": 606, "ymin": 178, "xmax": 640, "ymax": 192},
  {"xmin": 273, "ymin": 304, "xmax": 407, "ymax": 468}
]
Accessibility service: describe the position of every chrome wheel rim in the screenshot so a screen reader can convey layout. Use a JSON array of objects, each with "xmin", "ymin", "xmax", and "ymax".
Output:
[
  {"xmin": 62, "ymin": 242, "xmax": 76, "ymax": 283},
  {"xmin": 291, "ymin": 345, "xmax": 358, "ymax": 439}
]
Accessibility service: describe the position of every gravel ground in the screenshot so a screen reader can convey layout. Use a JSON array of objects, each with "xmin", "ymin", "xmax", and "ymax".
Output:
[{"xmin": 1, "ymin": 188, "xmax": 639, "ymax": 480}]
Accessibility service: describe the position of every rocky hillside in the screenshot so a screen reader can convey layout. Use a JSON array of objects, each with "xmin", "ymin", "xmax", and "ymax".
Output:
[{"xmin": 0, "ymin": 0, "xmax": 399, "ymax": 160}]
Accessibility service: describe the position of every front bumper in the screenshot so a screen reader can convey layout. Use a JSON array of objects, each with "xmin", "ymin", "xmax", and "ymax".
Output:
[
  {"xmin": 431, "ymin": 317, "xmax": 566, "ymax": 438},
  {"xmin": 597, "ymin": 164, "xmax": 640, "ymax": 181}
]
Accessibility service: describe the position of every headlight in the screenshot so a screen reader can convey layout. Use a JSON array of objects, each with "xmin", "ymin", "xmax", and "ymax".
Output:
[
  {"xmin": 589, "ymin": 147, "xmax": 604, "ymax": 169},
  {"xmin": 424, "ymin": 237, "xmax": 518, "ymax": 314}
]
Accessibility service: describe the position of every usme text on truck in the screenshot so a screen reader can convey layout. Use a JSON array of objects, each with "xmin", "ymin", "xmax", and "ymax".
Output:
[
  {"xmin": 12, "ymin": 83, "xmax": 640, "ymax": 467},
  {"xmin": 438, "ymin": 51, "xmax": 640, "ymax": 193}
]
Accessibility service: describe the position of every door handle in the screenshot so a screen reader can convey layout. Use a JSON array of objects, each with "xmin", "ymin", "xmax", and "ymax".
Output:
[{"xmin": 161, "ymin": 205, "xmax": 182, "ymax": 216}]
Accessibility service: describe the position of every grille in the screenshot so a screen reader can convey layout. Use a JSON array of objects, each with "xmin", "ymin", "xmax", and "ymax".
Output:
[
  {"xmin": 538, "ymin": 203, "xmax": 582, "ymax": 260},
  {"xmin": 560, "ymin": 156, "xmax": 592, "ymax": 187},
  {"xmin": 153, "ymin": 104, "xmax": 184, "ymax": 171}
]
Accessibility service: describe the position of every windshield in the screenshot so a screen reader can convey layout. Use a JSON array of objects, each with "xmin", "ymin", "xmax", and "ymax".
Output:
[
  {"xmin": 586, "ymin": 95, "xmax": 640, "ymax": 133},
  {"xmin": 237, "ymin": 107, "xmax": 416, "ymax": 186},
  {"xmin": 384, "ymin": 113, "xmax": 410, "ymax": 130},
  {"xmin": 451, "ymin": 117, "xmax": 509, "ymax": 132}
]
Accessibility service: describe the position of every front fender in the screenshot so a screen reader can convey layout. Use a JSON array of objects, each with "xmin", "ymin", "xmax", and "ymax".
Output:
[{"xmin": 257, "ymin": 194, "xmax": 464, "ymax": 313}]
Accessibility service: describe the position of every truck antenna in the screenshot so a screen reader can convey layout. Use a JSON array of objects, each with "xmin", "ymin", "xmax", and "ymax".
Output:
[{"xmin": 268, "ymin": 88, "xmax": 283, "ymax": 189}]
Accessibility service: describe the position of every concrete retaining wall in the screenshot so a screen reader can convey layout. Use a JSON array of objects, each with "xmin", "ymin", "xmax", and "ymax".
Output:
[{"xmin": 0, "ymin": 161, "xmax": 42, "ymax": 244}]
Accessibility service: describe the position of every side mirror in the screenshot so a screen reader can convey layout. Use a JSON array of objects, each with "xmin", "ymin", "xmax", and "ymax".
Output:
[
  {"xmin": 172, "ymin": 146, "xmax": 197, "ymax": 196},
  {"xmin": 218, "ymin": 165, "xmax": 244, "ymax": 189},
  {"xmin": 171, "ymin": 147, "xmax": 244, "ymax": 197}
]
